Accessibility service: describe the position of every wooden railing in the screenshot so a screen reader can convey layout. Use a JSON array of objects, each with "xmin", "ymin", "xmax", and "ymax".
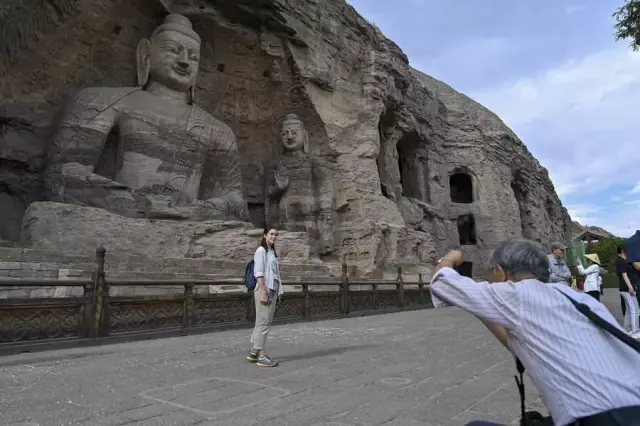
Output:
[{"xmin": 0, "ymin": 246, "xmax": 432, "ymax": 355}]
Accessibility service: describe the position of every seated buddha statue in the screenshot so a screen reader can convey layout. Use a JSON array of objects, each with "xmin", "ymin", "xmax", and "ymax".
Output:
[{"xmin": 43, "ymin": 14, "xmax": 248, "ymax": 221}]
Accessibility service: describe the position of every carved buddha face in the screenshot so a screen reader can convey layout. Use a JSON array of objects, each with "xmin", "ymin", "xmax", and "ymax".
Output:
[
  {"xmin": 149, "ymin": 30, "xmax": 201, "ymax": 93},
  {"xmin": 281, "ymin": 121, "xmax": 305, "ymax": 152}
]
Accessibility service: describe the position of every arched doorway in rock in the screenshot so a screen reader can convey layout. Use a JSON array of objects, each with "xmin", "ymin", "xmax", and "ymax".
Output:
[
  {"xmin": 457, "ymin": 214, "xmax": 477, "ymax": 246},
  {"xmin": 449, "ymin": 171, "xmax": 473, "ymax": 204},
  {"xmin": 0, "ymin": 186, "xmax": 28, "ymax": 241},
  {"xmin": 396, "ymin": 132, "xmax": 429, "ymax": 202}
]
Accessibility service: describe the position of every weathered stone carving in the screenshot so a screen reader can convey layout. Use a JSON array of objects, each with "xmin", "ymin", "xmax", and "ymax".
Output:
[
  {"xmin": 43, "ymin": 14, "xmax": 248, "ymax": 221},
  {"xmin": 264, "ymin": 114, "xmax": 334, "ymax": 255},
  {"xmin": 0, "ymin": 0, "xmax": 573, "ymax": 278}
]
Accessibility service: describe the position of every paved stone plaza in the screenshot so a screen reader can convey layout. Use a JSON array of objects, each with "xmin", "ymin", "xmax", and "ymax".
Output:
[{"xmin": 0, "ymin": 292, "xmax": 622, "ymax": 426}]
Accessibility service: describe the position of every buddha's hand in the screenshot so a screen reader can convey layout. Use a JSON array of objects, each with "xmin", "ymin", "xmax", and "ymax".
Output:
[
  {"xmin": 274, "ymin": 169, "xmax": 289, "ymax": 190},
  {"xmin": 59, "ymin": 163, "xmax": 128, "ymax": 190}
]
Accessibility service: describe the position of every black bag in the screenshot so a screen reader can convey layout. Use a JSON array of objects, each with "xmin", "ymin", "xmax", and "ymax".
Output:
[{"xmin": 514, "ymin": 289, "xmax": 640, "ymax": 426}]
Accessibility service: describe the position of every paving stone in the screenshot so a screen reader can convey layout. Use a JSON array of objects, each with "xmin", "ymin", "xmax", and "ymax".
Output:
[{"xmin": 0, "ymin": 292, "xmax": 624, "ymax": 425}]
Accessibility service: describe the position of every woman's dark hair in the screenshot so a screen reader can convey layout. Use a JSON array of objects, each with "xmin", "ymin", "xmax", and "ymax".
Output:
[
  {"xmin": 260, "ymin": 227, "xmax": 278, "ymax": 257},
  {"xmin": 617, "ymin": 245, "xmax": 625, "ymax": 255}
]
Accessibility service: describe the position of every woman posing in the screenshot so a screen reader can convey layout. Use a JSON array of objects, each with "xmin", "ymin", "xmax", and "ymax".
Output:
[
  {"xmin": 247, "ymin": 228, "xmax": 283, "ymax": 367},
  {"xmin": 576, "ymin": 254, "xmax": 602, "ymax": 301}
]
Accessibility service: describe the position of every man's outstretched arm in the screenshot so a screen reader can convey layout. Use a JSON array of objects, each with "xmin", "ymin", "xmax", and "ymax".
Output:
[{"xmin": 430, "ymin": 252, "xmax": 521, "ymax": 345}]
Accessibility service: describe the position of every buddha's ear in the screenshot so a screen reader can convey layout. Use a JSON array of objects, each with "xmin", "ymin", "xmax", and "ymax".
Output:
[
  {"xmin": 136, "ymin": 39, "xmax": 152, "ymax": 87},
  {"xmin": 188, "ymin": 85, "xmax": 196, "ymax": 105},
  {"xmin": 303, "ymin": 128, "xmax": 310, "ymax": 154}
]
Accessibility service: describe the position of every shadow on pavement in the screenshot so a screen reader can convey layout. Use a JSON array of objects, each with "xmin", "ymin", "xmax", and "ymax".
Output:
[{"xmin": 274, "ymin": 343, "xmax": 380, "ymax": 363}]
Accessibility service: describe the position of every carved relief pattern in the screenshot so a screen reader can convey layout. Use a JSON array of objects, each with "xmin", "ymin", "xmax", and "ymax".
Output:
[
  {"xmin": 0, "ymin": 306, "xmax": 81, "ymax": 343},
  {"xmin": 404, "ymin": 290, "xmax": 421, "ymax": 308},
  {"xmin": 109, "ymin": 301, "xmax": 183, "ymax": 334},
  {"xmin": 194, "ymin": 298, "xmax": 248, "ymax": 325},
  {"xmin": 378, "ymin": 292, "xmax": 398, "ymax": 309},
  {"xmin": 274, "ymin": 296, "xmax": 304, "ymax": 319},
  {"xmin": 308, "ymin": 294, "xmax": 341, "ymax": 316},
  {"xmin": 0, "ymin": 0, "xmax": 84, "ymax": 69},
  {"xmin": 349, "ymin": 292, "xmax": 375, "ymax": 312}
]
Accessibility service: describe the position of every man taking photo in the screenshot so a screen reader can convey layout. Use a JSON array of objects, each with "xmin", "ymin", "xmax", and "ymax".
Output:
[{"xmin": 430, "ymin": 238, "xmax": 640, "ymax": 426}]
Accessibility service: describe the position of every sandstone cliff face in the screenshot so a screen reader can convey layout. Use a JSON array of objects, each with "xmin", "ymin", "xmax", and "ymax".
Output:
[{"xmin": 0, "ymin": 0, "xmax": 571, "ymax": 276}]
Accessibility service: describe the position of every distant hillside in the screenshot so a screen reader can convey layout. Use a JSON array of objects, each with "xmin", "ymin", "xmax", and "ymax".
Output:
[{"xmin": 571, "ymin": 221, "xmax": 616, "ymax": 239}]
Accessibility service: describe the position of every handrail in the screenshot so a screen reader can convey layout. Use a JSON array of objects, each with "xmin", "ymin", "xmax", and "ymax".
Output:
[{"xmin": 0, "ymin": 278, "xmax": 90, "ymax": 287}]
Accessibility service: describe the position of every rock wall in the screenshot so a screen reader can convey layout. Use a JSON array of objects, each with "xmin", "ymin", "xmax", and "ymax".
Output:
[{"xmin": 0, "ymin": 0, "xmax": 571, "ymax": 277}]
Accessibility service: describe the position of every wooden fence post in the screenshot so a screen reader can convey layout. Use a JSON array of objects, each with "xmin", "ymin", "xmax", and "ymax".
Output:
[
  {"xmin": 302, "ymin": 283, "xmax": 310, "ymax": 318},
  {"xmin": 341, "ymin": 262, "xmax": 350, "ymax": 315},
  {"xmin": 82, "ymin": 265, "xmax": 96, "ymax": 338},
  {"xmin": 418, "ymin": 273, "xmax": 424, "ymax": 305},
  {"xmin": 182, "ymin": 283, "xmax": 194, "ymax": 335},
  {"xmin": 396, "ymin": 266, "xmax": 404, "ymax": 308},
  {"xmin": 91, "ymin": 245, "xmax": 107, "ymax": 338}
]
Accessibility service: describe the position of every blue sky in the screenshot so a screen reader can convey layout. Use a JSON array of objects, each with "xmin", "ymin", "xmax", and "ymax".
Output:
[{"xmin": 347, "ymin": 0, "xmax": 640, "ymax": 238}]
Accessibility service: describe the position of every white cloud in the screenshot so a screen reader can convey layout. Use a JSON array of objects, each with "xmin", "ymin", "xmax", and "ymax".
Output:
[
  {"xmin": 470, "ymin": 47, "xmax": 640, "ymax": 199},
  {"xmin": 631, "ymin": 182, "xmax": 640, "ymax": 194},
  {"xmin": 566, "ymin": 204, "xmax": 602, "ymax": 225},
  {"xmin": 624, "ymin": 200, "xmax": 640, "ymax": 205}
]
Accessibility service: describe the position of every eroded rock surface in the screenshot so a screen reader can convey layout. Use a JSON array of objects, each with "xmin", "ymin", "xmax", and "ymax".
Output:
[
  {"xmin": 23, "ymin": 201, "xmax": 310, "ymax": 261},
  {"xmin": 0, "ymin": 0, "xmax": 571, "ymax": 276}
]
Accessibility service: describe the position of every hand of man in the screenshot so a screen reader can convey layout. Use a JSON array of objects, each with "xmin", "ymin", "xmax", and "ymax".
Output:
[
  {"xmin": 446, "ymin": 249, "xmax": 463, "ymax": 266},
  {"xmin": 436, "ymin": 249, "xmax": 463, "ymax": 273}
]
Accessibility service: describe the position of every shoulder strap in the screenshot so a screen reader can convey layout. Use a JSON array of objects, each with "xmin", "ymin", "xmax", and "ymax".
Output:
[{"xmin": 554, "ymin": 288, "xmax": 640, "ymax": 352}]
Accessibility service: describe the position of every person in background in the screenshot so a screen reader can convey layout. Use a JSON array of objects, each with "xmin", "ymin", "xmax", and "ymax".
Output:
[
  {"xmin": 576, "ymin": 254, "xmax": 602, "ymax": 301},
  {"xmin": 430, "ymin": 239, "xmax": 640, "ymax": 426},
  {"xmin": 617, "ymin": 246, "xmax": 640, "ymax": 337},
  {"xmin": 624, "ymin": 230, "xmax": 640, "ymax": 318},
  {"xmin": 548, "ymin": 242, "xmax": 571, "ymax": 285},
  {"xmin": 247, "ymin": 227, "xmax": 283, "ymax": 367}
]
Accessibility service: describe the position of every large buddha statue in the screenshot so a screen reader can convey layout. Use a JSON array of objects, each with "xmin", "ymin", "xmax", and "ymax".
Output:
[
  {"xmin": 264, "ymin": 114, "xmax": 334, "ymax": 255},
  {"xmin": 43, "ymin": 14, "xmax": 248, "ymax": 221}
]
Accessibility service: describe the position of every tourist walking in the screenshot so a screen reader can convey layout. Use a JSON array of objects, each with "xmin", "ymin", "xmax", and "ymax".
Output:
[
  {"xmin": 430, "ymin": 239, "xmax": 640, "ymax": 426},
  {"xmin": 547, "ymin": 242, "xmax": 571, "ymax": 285},
  {"xmin": 247, "ymin": 227, "xmax": 283, "ymax": 367},
  {"xmin": 617, "ymin": 246, "xmax": 639, "ymax": 336},
  {"xmin": 576, "ymin": 254, "xmax": 602, "ymax": 301}
]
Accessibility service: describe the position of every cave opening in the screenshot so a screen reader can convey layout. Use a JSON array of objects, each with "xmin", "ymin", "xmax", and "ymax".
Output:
[
  {"xmin": 449, "ymin": 172, "xmax": 473, "ymax": 204},
  {"xmin": 511, "ymin": 172, "xmax": 528, "ymax": 237},
  {"xmin": 396, "ymin": 132, "xmax": 426, "ymax": 201},
  {"xmin": 455, "ymin": 261, "xmax": 474, "ymax": 278},
  {"xmin": 0, "ymin": 187, "xmax": 27, "ymax": 242},
  {"xmin": 377, "ymin": 107, "xmax": 396, "ymax": 200},
  {"xmin": 457, "ymin": 214, "xmax": 477, "ymax": 246}
]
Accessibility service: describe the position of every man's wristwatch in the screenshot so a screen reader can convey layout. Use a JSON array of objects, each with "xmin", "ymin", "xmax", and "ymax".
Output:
[{"xmin": 437, "ymin": 257, "xmax": 455, "ymax": 265}]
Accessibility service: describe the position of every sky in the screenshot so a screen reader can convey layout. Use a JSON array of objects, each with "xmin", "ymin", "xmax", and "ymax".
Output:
[{"xmin": 347, "ymin": 0, "xmax": 640, "ymax": 238}]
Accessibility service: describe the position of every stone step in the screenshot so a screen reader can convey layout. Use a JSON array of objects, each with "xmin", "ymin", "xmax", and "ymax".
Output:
[{"xmin": 0, "ymin": 247, "xmax": 334, "ymax": 281}]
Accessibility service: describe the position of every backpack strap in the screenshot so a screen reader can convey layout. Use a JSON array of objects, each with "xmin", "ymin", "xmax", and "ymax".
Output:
[
  {"xmin": 554, "ymin": 288, "xmax": 640, "ymax": 352},
  {"xmin": 514, "ymin": 357, "xmax": 527, "ymax": 425}
]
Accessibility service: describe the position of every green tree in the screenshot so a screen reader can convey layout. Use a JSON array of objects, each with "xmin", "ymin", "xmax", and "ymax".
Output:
[
  {"xmin": 613, "ymin": 0, "xmax": 640, "ymax": 50},
  {"xmin": 591, "ymin": 237, "xmax": 627, "ymax": 272}
]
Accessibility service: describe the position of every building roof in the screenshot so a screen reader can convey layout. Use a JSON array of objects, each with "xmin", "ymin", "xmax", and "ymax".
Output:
[{"xmin": 572, "ymin": 228, "xmax": 610, "ymax": 241}]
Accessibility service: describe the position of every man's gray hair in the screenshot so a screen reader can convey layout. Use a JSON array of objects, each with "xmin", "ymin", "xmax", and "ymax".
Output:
[{"xmin": 487, "ymin": 238, "xmax": 550, "ymax": 282}]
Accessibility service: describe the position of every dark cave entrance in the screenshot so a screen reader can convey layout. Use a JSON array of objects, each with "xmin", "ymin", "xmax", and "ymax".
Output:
[
  {"xmin": 449, "ymin": 172, "xmax": 473, "ymax": 204},
  {"xmin": 457, "ymin": 214, "xmax": 477, "ymax": 246}
]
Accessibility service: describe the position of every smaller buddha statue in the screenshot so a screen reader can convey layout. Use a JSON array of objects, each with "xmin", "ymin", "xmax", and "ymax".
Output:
[
  {"xmin": 264, "ymin": 114, "xmax": 334, "ymax": 255},
  {"xmin": 43, "ymin": 14, "xmax": 248, "ymax": 221}
]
